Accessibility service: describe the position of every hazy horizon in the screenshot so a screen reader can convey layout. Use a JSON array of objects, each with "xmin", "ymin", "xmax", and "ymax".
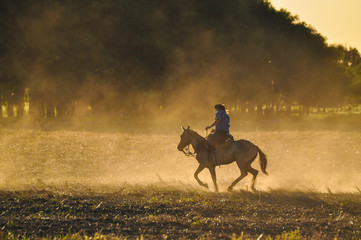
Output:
[{"xmin": 270, "ymin": 0, "xmax": 361, "ymax": 51}]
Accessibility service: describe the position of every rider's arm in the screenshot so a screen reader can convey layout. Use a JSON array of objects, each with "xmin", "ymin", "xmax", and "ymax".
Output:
[{"xmin": 206, "ymin": 119, "xmax": 221, "ymax": 130}]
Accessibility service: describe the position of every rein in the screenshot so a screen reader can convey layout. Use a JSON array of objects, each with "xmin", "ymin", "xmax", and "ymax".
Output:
[
  {"xmin": 182, "ymin": 145, "xmax": 197, "ymax": 158},
  {"xmin": 181, "ymin": 131, "xmax": 208, "ymax": 158}
]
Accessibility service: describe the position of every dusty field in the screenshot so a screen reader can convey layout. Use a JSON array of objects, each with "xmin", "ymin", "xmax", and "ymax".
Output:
[
  {"xmin": 1, "ymin": 186, "xmax": 361, "ymax": 239},
  {"xmin": 1, "ymin": 127, "xmax": 361, "ymax": 238}
]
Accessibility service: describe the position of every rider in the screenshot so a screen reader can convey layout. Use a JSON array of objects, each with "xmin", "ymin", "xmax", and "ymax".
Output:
[{"xmin": 206, "ymin": 104, "xmax": 234, "ymax": 148}]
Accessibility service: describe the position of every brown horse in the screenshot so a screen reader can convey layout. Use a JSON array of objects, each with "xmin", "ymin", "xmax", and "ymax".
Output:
[{"xmin": 177, "ymin": 126, "xmax": 268, "ymax": 192}]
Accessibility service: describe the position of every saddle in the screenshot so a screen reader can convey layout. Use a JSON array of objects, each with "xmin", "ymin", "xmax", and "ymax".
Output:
[
  {"xmin": 205, "ymin": 136, "xmax": 234, "ymax": 166},
  {"xmin": 217, "ymin": 135, "xmax": 234, "ymax": 148}
]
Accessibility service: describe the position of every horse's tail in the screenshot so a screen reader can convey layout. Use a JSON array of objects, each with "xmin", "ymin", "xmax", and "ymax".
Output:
[{"xmin": 257, "ymin": 146, "xmax": 268, "ymax": 175}]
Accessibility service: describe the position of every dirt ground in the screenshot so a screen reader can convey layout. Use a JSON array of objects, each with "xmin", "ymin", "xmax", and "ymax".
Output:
[
  {"xmin": 1, "ymin": 186, "xmax": 361, "ymax": 239},
  {"xmin": 1, "ymin": 126, "xmax": 361, "ymax": 238}
]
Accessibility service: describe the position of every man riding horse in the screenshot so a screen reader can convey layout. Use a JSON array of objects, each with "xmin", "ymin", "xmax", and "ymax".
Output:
[{"xmin": 177, "ymin": 126, "xmax": 268, "ymax": 192}]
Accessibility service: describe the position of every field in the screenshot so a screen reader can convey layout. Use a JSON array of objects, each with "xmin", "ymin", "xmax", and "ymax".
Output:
[{"xmin": 1, "ymin": 124, "xmax": 361, "ymax": 239}]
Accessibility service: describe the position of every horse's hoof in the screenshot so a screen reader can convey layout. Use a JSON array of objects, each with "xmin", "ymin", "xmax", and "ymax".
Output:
[
  {"xmin": 227, "ymin": 186, "xmax": 233, "ymax": 192},
  {"xmin": 203, "ymin": 183, "xmax": 209, "ymax": 189}
]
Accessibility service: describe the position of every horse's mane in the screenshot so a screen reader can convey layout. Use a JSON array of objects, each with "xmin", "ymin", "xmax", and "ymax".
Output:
[
  {"xmin": 189, "ymin": 129, "xmax": 206, "ymax": 143},
  {"xmin": 189, "ymin": 129, "xmax": 210, "ymax": 153}
]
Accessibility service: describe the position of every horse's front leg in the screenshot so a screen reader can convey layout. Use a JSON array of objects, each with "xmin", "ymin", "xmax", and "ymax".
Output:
[
  {"xmin": 209, "ymin": 167, "xmax": 219, "ymax": 192},
  {"xmin": 194, "ymin": 165, "xmax": 208, "ymax": 189}
]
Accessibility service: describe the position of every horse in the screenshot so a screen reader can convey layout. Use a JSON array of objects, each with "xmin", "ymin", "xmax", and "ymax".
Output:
[{"xmin": 177, "ymin": 126, "xmax": 268, "ymax": 192}]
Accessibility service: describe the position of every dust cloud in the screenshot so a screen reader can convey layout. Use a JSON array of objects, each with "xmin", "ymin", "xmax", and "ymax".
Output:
[
  {"xmin": 1, "ymin": 0, "xmax": 351, "ymax": 122},
  {"xmin": 1, "ymin": 127, "xmax": 361, "ymax": 193},
  {"xmin": 1, "ymin": 1, "xmax": 360, "ymax": 194}
]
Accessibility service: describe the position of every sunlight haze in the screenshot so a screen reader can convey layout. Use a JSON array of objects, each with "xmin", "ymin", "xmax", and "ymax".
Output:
[{"xmin": 270, "ymin": 0, "xmax": 361, "ymax": 50}]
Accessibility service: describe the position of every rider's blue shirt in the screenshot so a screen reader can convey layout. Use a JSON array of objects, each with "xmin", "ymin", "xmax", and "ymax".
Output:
[{"xmin": 215, "ymin": 110, "xmax": 230, "ymax": 133}]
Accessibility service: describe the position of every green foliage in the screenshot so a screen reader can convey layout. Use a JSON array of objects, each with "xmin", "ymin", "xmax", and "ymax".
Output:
[
  {"xmin": 148, "ymin": 196, "xmax": 159, "ymax": 204},
  {"xmin": 273, "ymin": 229, "xmax": 304, "ymax": 240}
]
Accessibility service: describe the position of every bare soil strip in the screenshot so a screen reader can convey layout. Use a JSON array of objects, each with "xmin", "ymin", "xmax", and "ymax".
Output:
[{"xmin": 1, "ymin": 186, "xmax": 361, "ymax": 239}]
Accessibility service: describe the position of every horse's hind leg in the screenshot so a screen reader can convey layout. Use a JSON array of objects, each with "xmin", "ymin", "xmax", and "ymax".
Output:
[
  {"xmin": 227, "ymin": 168, "xmax": 248, "ymax": 192},
  {"xmin": 194, "ymin": 165, "xmax": 208, "ymax": 189},
  {"xmin": 248, "ymin": 166, "xmax": 259, "ymax": 191}
]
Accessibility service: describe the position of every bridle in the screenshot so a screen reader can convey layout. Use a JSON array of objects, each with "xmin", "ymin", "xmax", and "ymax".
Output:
[
  {"xmin": 181, "ymin": 144, "xmax": 197, "ymax": 158},
  {"xmin": 180, "ymin": 130, "xmax": 208, "ymax": 158}
]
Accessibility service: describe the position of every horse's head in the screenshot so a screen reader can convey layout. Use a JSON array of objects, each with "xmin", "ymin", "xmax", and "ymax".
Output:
[{"xmin": 177, "ymin": 126, "xmax": 192, "ymax": 152}]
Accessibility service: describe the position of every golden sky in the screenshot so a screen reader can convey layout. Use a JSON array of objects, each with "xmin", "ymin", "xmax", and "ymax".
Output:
[{"xmin": 270, "ymin": 0, "xmax": 361, "ymax": 51}]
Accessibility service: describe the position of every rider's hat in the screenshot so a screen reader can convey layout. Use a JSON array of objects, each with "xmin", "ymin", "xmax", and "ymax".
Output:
[{"xmin": 214, "ymin": 104, "xmax": 226, "ymax": 111}]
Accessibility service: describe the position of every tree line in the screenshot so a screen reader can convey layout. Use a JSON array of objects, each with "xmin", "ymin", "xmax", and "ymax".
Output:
[{"xmin": 0, "ymin": 0, "xmax": 361, "ymax": 119}]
